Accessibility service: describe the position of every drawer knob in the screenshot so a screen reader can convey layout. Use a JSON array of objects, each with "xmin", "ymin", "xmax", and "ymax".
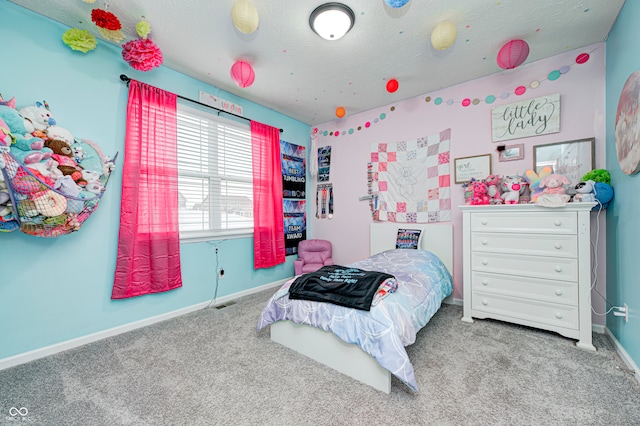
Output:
[
  {"xmin": 555, "ymin": 313, "xmax": 563, "ymax": 319},
  {"xmin": 482, "ymin": 299, "xmax": 489, "ymax": 306},
  {"xmin": 554, "ymin": 220, "xmax": 562, "ymax": 226},
  {"xmin": 481, "ymin": 220, "xmax": 488, "ymax": 225},
  {"xmin": 554, "ymin": 243, "xmax": 562, "ymax": 249},
  {"xmin": 482, "ymin": 240, "xmax": 488, "ymax": 245},
  {"xmin": 555, "ymin": 289, "xmax": 563, "ymax": 296},
  {"xmin": 482, "ymin": 260, "xmax": 488, "ymax": 265},
  {"xmin": 554, "ymin": 266, "xmax": 563, "ymax": 272},
  {"xmin": 482, "ymin": 279, "xmax": 489, "ymax": 286}
]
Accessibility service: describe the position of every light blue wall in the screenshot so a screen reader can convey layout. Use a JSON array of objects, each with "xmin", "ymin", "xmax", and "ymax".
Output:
[
  {"xmin": 0, "ymin": 2, "xmax": 310, "ymax": 359},
  {"xmin": 605, "ymin": 1, "xmax": 640, "ymax": 368}
]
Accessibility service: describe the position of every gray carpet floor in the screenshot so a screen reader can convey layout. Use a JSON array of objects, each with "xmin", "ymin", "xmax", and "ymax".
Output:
[{"xmin": 1, "ymin": 288, "xmax": 639, "ymax": 426}]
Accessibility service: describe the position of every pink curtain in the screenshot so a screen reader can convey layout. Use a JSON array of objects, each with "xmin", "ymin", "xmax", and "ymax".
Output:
[
  {"xmin": 112, "ymin": 80, "xmax": 183, "ymax": 299},
  {"xmin": 251, "ymin": 121, "xmax": 285, "ymax": 269}
]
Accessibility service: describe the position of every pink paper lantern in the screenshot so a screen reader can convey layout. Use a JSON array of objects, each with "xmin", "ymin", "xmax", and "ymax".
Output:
[
  {"xmin": 230, "ymin": 60, "xmax": 255, "ymax": 88},
  {"xmin": 496, "ymin": 39, "xmax": 530, "ymax": 70}
]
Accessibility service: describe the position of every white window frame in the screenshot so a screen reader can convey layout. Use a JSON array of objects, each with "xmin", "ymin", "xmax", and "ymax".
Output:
[{"xmin": 177, "ymin": 102, "xmax": 253, "ymax": 242}]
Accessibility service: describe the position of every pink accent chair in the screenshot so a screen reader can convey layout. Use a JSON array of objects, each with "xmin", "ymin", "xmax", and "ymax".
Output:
[{"xmin": 294, "ymin": 239, "xmax": 333, "ymax": 275}]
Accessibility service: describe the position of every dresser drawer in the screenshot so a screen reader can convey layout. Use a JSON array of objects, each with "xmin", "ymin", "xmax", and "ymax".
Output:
[
  {"xmin": 471, "ymin": 232, "xmax": 577, "ymax": 258},
  {"xmin": 471, "ymin": 271, "xmax": 578, "ymax": 306},
  {"xmin": 470, "ymin": 211, "xmax": 577, "ymax": 234},
  {"xmin": 471, "ymin": 252, "xmax": 578, "ymax": 282},
  {"xmin": 472, "ymin": 291, "xmax": 579, "ymax": 330}
]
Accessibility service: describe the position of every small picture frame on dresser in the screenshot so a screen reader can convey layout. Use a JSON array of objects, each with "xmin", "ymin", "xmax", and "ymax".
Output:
[{"xmin": 498, "ymin": 143, "xmax": 524, "ymax": 162}]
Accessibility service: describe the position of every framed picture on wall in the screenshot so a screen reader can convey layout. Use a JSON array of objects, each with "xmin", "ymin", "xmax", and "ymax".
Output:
[
  {"xmin": 533, "ymin": 138, "xmax": 595, "ymax": 186},
  {"xmin": 454, "ymin": 154, "xmax": 492, "ymax": 183},
  {"xmin": 498, "ymin": 143, "xmax": 525, "ymax": 162}
]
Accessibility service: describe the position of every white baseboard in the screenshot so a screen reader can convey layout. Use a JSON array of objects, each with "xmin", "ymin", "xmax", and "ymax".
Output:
[
  {"xmin": 0, "ymin": 277, "xmax": 290, "ymax": 372},
  {"xmin": 605, "ymin": 327, "xmax": 640, "ymax": 385},
  {"xmin": 592, "ymin": 323, "xmax": 606, "ymax": 334},
  {"xmin": 444, "ymin": 296, "xmax": 463, "ymax": 306}
]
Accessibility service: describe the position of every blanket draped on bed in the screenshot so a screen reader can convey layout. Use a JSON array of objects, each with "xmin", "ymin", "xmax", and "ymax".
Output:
[
  {"xmin": 258, "ymin": 249, "xmax": 453, "ymax": 393},
  {"xmin": 288, "ymin": 265, "xmax": 394, "ymax": 311}
]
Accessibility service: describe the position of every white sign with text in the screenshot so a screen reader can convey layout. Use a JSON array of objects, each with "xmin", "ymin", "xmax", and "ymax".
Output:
[{"xmin": 491, "ymin": 93, "xmax": 560, "ymax": 142}]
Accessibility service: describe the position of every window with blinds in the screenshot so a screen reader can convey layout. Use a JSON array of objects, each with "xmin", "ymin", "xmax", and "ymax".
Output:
[{"xmin": 177, "ymin": 102, "xmax": 253, "ymax": 241}]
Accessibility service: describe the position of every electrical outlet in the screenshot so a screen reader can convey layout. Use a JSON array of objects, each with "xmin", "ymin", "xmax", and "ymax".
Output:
[
  {"xmin": 613, "ymin": 304, "xmax": 628, "ymax": 322},
  {"xmin": 218, "ymin": 268, "xmax": 225, "ymax": 279}
]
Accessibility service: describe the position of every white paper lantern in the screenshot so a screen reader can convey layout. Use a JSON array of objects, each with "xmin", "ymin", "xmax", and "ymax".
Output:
[
  {"xmin": 231, "ymin": 0, "xmax": 259, "ymax": 34},
  {"xmin": 431, "ymin": 21, "xmax": 457, "ymax": 51}
]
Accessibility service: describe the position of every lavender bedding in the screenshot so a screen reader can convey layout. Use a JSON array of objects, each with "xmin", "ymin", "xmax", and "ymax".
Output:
[{"xmin": 257, "ymin": 249, "xmax": 453, "ymax": 393}]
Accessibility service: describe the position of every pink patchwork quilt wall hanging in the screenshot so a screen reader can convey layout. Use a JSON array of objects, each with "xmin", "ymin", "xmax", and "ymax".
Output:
[{"xmin": 369, "ymin": 128, "xmax": 451, "ymax": 223}]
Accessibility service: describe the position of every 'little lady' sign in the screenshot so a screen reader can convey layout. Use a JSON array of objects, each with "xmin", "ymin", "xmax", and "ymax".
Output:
[{"xmin": 491, "ymin": 93, "xmax": 560, "ymax": 142}]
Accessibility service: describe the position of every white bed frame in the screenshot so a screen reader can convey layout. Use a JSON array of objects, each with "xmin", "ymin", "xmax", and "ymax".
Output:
[{"xmin": 270, "ymin": 222, "xmax": 453, "ymax": 393}]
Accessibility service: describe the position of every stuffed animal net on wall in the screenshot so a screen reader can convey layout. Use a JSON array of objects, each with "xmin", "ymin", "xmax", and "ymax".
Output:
[{"xmin": 0, "ymin": 97, "xmax": 116, "ymax": 237}]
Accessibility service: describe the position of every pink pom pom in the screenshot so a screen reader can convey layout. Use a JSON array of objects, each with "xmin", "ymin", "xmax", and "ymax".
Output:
[{"xmin": 121, "ymin": 39, "xmax": 163, "ymax": 72}]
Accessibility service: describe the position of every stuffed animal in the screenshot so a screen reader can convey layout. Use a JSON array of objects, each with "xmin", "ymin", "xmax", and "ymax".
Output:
[
  {"xmin": 469, "ymin": 180, "xmax": 490, "ymax": 205},
  {"xmin": 573, "ymin": 180, "xmax": 597, "ymax": 203},
  {"xmin": 45, "ymin": 125, "xmax": 75, "ymax": 146},
  {"xmin": 19, "ymin": 101, "xmax": 56, "ymax": 131},
  {"xmin": 536, "ymin": 173, "xmax": 571, "ymax": 206},
  {"xmin": 44, "ymin": 139, "xmax": 86, "ymax": 184},
  {"xmin": 539, "ymin": 173, "xmax": 570, "ymax": 195},
  {"xmin": 500, "ymin": 175, "xmax": 525, "ymax": 204},
  {"xmin": 0, "ymin": 117, "xmax": 11, "ymax": 147},
  {"xmin": 462, "ymin": 179, "xmax": 475, "ymax": 205},
  {"xmin": 484, "ymin": 174, "xmax": 503, "ymax": 204},
  {"xmin": 524, "ymin": 166, "xmax": 553, "ymax": 203},
  {"xmin": 0, "ymin": 105, "xmax": 52, "ymax": 164}
]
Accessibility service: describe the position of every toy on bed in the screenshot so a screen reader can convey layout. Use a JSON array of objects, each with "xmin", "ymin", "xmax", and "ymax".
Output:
[
  {"xmin": 535, "ymin": 173, "xmax": 571, "ymax": 207},
  {"xmin": 0, "ymin": 97, "xmax": 116, "ymax": 237}
]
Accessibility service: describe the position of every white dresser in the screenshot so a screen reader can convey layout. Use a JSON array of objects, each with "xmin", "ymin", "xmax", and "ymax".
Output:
[{"xmin": 460, "ymin": 203, "xmax": 596, "ymax": 351}]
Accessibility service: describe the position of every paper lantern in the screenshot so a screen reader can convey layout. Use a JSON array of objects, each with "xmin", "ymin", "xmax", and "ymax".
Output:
[
  {"xmin": 230, "ymin": 60, "xmax": 255, "ymax": 88},
  {"xmin": 335, "ymin": 106, "xmax": 346, "ymax": 118},
  {"xmin": 385, "ymin": 0, "xmax": 410, "ymax": 8},
  {"xmin": 231, "ymin": 0, "xmax": 259, "ymax": 34},
  {"xmin": 386, "ymin": 79, "xmax": 399, "ymax": 93},
  {"xmin": 431, "ymin": 21, "xmax": 457, "ymax": 51},
  {"xmin": 497, "ymin": 39, "xmax": 530, "ymax": 70}
]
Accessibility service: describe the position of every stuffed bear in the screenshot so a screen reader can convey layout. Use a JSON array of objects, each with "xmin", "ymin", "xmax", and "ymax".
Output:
[
  {"xmin": 484, "ymin": 174, "xmax": 503, "ymax": 204},
  {"xmin": 469, "ymin": 180, "xmax": 490, "ymax": 205},
  {"xmin": 19, "ymin": 101, "xmax": 56, "ymax": 132},
  {"xmin": 44, "ymin": 139, "xmax": 86, "ymax": 185}
]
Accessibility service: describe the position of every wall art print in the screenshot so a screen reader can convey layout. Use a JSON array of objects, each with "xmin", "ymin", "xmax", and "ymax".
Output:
[
  {"xmin": 369, "ymin": 129, "xmax": 451, "ymax": 223},
  {"xmin": 491, "ymin": 93, "xmax": 560, "ymax": 142},
  {"xmin": 284, "ymin": 199, "xmax": 306, "ymax": 256},
  {"xmin": 317, "ymin": 145, "xmax": 332, "ymax": 182},
  {"xmin": 280, "ymin": 140, "xmax": 306, "ymax": 199},
  {"xmin": 615, "ymin": 70, "xmax": 640, "ymax": 175}
]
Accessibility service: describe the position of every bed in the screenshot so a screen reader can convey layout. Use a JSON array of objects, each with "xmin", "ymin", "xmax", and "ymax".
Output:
[{"xmin": 257, "ymin": 222, "xmax": 453, "ymax": 394}]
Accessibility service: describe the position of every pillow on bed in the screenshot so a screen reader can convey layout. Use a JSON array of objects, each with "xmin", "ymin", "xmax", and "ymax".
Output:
[{"xmin": 395, "ymin": 228, "xmax": 422, "ymax": 249}]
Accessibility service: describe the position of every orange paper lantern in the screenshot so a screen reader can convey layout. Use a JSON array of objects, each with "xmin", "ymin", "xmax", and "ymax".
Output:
[{"xmin": 335, "ymin": 106, "xmax": 346, "ymax": 118}]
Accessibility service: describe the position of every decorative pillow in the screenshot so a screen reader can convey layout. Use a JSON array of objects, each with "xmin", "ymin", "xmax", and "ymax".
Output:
[{"xmin": 396, "ymin": 228, "xmax": 422, "ymax": 249}]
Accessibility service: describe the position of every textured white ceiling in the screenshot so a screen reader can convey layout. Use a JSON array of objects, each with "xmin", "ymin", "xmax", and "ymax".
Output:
[{"xmin": 8, "ymin": 0, "xmax": 626, "ymax": 125}]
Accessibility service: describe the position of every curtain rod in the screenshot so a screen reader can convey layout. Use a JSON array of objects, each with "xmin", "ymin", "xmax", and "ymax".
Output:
[{"xmin": 119, "ymin": 74, "xmax": 283, "ymax": 133}]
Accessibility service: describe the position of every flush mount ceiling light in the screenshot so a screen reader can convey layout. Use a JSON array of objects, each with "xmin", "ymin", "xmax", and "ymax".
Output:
[{"xmin": 309, "ymin": 3, "xmax": 355, "ymax": 41}]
